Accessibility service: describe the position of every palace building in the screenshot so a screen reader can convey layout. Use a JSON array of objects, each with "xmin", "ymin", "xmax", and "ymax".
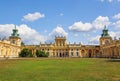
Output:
[
  {"xmin": 100, "ymin": 26, "xmax": 120, "ymax": 58},
  {"xmin": 0, "ymin": 26, "xmax": 21, "ymax": 58},
  {"xmin": 0, "ymin": 26, "xmax": 120, "ymax": 58},
  {"xmin": 23, "ymin": 37, "xmax": 100, "ymax": 58}
]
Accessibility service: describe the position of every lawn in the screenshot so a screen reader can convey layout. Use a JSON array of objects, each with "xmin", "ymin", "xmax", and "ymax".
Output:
[{"xmin": 0, "ymin": 58, "xmax": 120, "ymax": 81}]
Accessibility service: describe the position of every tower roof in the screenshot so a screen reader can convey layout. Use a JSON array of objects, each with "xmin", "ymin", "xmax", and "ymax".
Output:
[
  {"xmin": 101, "ymin": 25, "xmax": 110, "ymax": 37},
  {"xmin": 11, "ymin": 25, "xmax": 19, "ymax": 37}
]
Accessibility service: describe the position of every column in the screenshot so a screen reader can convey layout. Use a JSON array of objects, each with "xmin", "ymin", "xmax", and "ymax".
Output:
[
  {"xmin": 118, "ymin": 46, "xmax": 120, "ymax": 56},
  {"xmin": 116, "ymin": 46, "xmax": 119, "ymax": 58},
  {"xmin": 0, "ymin": 46, "xmax": 1, "ymax": 56}
]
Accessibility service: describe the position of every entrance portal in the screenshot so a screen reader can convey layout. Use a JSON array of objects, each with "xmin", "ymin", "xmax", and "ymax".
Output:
[
  {"xmin": 59, "ymin": 53, "xmax": 68, "ymax": 57},
  {"xmin": 89, "ymin": 53, "xmax": 91, "ymax": 57},
  {"xmin": 89, "ymin": 50, "xmax": 92, "ymax": 57},
  {"xmin": 60, "ymin": 53, "xmax": 62, "ymax": 57}
]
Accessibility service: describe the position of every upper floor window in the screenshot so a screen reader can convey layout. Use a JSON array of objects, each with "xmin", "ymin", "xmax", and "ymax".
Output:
[
  {"xmin": 12, "ymin": 40, "xmax": 15, "ymax": 44},
  {"xmin": 76, "ymin": 49, "xmax": 79, "ymax": 51},
  {"xmin": 60, "ymin": 41, "xmax": 62, "ymax": 46}
]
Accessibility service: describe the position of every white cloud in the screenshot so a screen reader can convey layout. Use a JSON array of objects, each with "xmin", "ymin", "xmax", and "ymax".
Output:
[
  {"xmin": 69, "ymin": 21, "xmax": 92, "ymax": 32},
  {"xmin": 100, "ymin": 0, "xmax": 120, "ymax": 2},
  {"xmin": 22, "ymin": 12, "xmax": 45, "ymax": 22},
  {"xmin": 0, "ymin": 24, "xmax": 68, "ymax": 45},
  {"xmin": 116, "ymin": 32, "xmax": 120, "ymax": 39},
  {"xmin": 49, "ymin": 26, "xmax": 68, "ymax": 39},
  {"xmin": 60, "ymin": 13, "xmax": 64, "ymax": 16},
  {"xmin": 68, "ymin": 15, "xmax": 114, "ymax": 45},
  {"xmin": 18, "ymin": 24, "xmax": 47, "ymax": 44},
  {"xmin": 83, "ymin": 34, "xmax": 90, "ymax": 38},
  {"xmin": 69, "ymin": 16, "xmax": 110, "ymax": 32},
  {"xmin": 113, "ymin": 20, "xmax": 120, "ymax": 28},
  {"xmin": 92, "ymin": 16, "xmax": 110, "ymax": 30},
  {"xmin": 108, "ymin": 0, "xmax": 113, "ymax": 2},
  {"xmin": 109, "ymin": 31, "xmax": 116, "ymax": 38},
  {"xmin": 0, "ymin": 24, "xmax": 14, "ymax": 39},
  {"xmin": 109, "ymin": 31, "xmax": 120, "ymax": 39},
  {"xmin": 112, "ymin": 0, "xmax": 120, "ymax": 2},
  {"xmin": 44, "ymin": 30, "xmax": 48, "ymax": 33},
  {"xmin": 83, "ymin": 33, "xmax": 100, "ymax": 45},
  {"xmin": 113, "ymin": 13, "xmax": 120, "ymax": 19},
  {"xmin": 48, "ymin": 26, "xmax": 68, "ymax": 41},
  {"xmin": 89, "ymin": 36, "xmax": 101, "ymax": 45},
  {"xmin": 0, "ymin": 24, "xmax": 47, "ymax": 45},
  {"xmin": 74, "ymin": 34, "xmax": 79, "ymax": 37},
  {"xmin": 100, "ymin": 0, "xmax": 105, "ymax": 2}
]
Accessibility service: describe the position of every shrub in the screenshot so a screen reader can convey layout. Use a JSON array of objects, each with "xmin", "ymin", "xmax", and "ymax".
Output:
[
  {"xmin": 19, "ymin": 48, "xmax": 33, "ymax": 57},
  {"xmin": 36, "ymin": 50, "xmax": 49, "ymax": 57}
]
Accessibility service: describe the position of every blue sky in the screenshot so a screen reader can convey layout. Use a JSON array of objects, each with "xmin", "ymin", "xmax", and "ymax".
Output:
[{"xmin": 0, "ymin": 0, "xmax": 120, "ymax": 45}]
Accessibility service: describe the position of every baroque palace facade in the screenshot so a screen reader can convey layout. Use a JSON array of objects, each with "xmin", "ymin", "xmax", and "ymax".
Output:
[
  {"xmin": 0, "ymin": 26, "xmax": 120, "ymax": 58},
  {"xmin": 100, "ymin": 26, "xmax": 120, "ymax": 58},
  {"xmin": 0, "ymin": 26, "xmax": 21, "ymax": 58}
]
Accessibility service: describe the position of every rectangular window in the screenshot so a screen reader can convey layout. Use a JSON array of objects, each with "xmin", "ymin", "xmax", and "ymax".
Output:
[
  {"xmin": 71, "ymin": 49, "xmax": 73, "ymax": 51},
  {"xmin": 12, "ymin": 40, "xmax": 16, "ymax": 44},
  {"xmin": 56, "ymin": 52, "xmax": 58, "ymax": 57},
  {"xmin": 71, "ymin": 52, "xmax": 73, "ymax": 56},
  {"xmin": 76, "ymin": 49, "xmax": 79, "ymax": 51},
  {"xmin": 76, "ymin": 52, "xmax": 79, "ymax": 56},
  {"xmin": 47, "ymin": 49, "xmax": 49, "ymax": 51}
]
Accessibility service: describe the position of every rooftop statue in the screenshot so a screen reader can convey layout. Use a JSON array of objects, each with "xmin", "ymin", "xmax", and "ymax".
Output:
[
  {"xmin": 101, "ymin": 25, "xmax": 110, "ymax": 37},
  {"xmin": 11, "ymin": 25, "xmax": 19, "ymax": 37}
]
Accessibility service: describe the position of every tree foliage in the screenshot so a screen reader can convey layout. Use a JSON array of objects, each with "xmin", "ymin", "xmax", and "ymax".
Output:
[
  {"xmin": 21, "ymin": 42, "xmax": 25, "ymax": 46},
  {"xmin": 19, "ymin": 48, "xmax": 33, "ymax": 57},
  {"xmin": 36, "ymin": 50, "xmax": 49, "ymax": 57}
]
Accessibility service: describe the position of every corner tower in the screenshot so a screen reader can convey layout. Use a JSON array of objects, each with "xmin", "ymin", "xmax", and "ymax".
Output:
[
  {"xmin": 100, "ymin": 26, "xmax": 112, "ymax": 46},
  {"xmin": 9, "ymin": 25, "xmax": 21, "ymax": 46}
]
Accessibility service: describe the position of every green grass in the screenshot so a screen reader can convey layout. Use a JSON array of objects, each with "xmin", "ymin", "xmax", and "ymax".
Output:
[{"xmin": 0, "ymin": 58, "xmax": 120, "ymax": 81}]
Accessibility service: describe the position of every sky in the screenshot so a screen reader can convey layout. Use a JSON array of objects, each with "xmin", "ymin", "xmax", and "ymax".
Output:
[{"xmin": 0, "ymin": 0, "xmax": 120, "ymax": 45}]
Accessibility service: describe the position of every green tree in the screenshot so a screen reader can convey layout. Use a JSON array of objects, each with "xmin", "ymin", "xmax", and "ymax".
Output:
[
  {"xmin": 19, "ymin": 48, "xmax": 33, "ymax": 57},
  {"xmin": 28, "ymin": 50, "xmax": 33, "ymax": 57},
  {"xmin": 36, "ymin": 50, "xmax": 49, "ymax": 57},
  {"xmin": 21, "ymin": 42, "xmax": 25, "ymax": 46}
]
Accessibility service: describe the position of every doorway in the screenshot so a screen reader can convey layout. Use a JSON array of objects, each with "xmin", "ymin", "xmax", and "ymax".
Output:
[
  {"xmin": 60, "ymin": 53, "xmax": 62, "ymax": 57},
  {"xmin": 89, "ymin": 50, "xmax": 92, "ymax": 57}
]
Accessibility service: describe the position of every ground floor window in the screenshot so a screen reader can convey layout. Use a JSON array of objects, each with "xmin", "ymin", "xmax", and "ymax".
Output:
[
  {"xmin": 71, "ymin": 52, "xmax": 73, "ymax": 56},
  {"xmin": 53, "ymin": 54, "xmax": 55, "ymax": 57},
  {"xmin": 66, "ymin": 52, "xmax": 68, "ymax": 56},
  {"xmin": 56, "ymin": 52, "xmax": 58, "ymax": 57},
  {"xmin": 47, "ymin": 52, "xmax": 49, "ymax": 56},
  {"xmin": 76, "ymin": 52, "xmax": 79, "ymax": 56}
]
